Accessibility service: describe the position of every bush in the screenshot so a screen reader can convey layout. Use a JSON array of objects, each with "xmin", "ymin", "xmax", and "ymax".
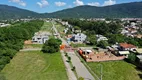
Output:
[
  {"xmin": 127, "ymin": 52, "xmax": 136, "ymax": 63},
  {"xmin": 78, "ymin": 77, "xmax": 84, "ymax": 80},
  {"xmin": 71, "ymin": 66, "xmax": 76, "ymax": 71},
  {"xmin": 42, "ymin": 38, "xmax": 62, "ymax": 53}
]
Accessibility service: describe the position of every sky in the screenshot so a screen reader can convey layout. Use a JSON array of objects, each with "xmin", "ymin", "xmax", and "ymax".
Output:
[{"xmin": 0, "ymin": 0, "xmax": 142, "ymax": 13}]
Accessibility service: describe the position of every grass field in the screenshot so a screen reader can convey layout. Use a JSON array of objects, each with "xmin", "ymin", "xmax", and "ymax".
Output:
[
  {"xmin": 1, "ymin": 51, "xmax": 68, "ymax": 80},
  {"xmin": 87, "ymin": 61, "xmax": 142, "ymax": 80},
  {"xmin": 24, "ymin": 44, "xmax": 43, "ymax": 49},
  {"xmin": 55, "ymin": 23, "xmax": 65, "ymax": 33},
  {"xmin": 40, "ymin": 21, "xmax": 52, "ymax": 32},
  {"xmin": 54, "ymin": 22, "xmax": 66, "ymax": 38}
]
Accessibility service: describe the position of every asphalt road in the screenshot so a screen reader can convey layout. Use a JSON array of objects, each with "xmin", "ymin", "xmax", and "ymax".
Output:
[{"xmin": 51, "ymin": 21, "xmax": 95, "ymax": 80}]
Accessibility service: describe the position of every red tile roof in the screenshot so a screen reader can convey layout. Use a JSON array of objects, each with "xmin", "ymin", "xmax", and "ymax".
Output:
[{"xmin": 119, "ymin": 43, "xmax": 136, "ymax": 48}]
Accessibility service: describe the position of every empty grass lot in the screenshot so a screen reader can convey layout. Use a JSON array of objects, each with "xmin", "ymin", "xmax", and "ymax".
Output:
[
  {"xmin": 23, "ymin": 44, "xmax": 43, "ymax": 49},
  {"xmin": 87, "ymin": 61, "xmax": 142, "ymax": 80},
  {"xmin": 40, "ymin": 21, "xmax": 52, "ymax": 32},
  {"xmin": 1, "ymin": 51, "xmax": 68, "ymax": 80}
]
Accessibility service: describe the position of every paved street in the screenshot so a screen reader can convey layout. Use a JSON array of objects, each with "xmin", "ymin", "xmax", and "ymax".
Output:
[
  {"xmin": 51, "ymin": 21, "xmax": 95, "ymax": 80},
  {"xmin": 52, "ymin": 21, "xmax": 77, "ymax": 80},
  {"xmin": 68, "ymin": 52, "xmax": 95, "ymax": 80}
]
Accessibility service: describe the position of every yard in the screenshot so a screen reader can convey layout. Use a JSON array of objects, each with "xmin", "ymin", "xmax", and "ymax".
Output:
[
  {"xmin": 87, "ymin": 61, "xmax": 142, "ymax": 80},
  {"xmin": 1, "ymin": 51, "xmax": 68, "ymax": 80}
]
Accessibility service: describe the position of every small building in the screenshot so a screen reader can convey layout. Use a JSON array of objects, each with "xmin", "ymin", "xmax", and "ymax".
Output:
[
  {"xmin": 0, "ymin": 23, "xmax": 10, "ymax": 27},
  {"xmin": 72, "ymin": 33, "xmax": 87, "ymax": 43},
  {"xmin": 96, "ymin": 35, "xmax": 108, "ymax": 42},
  {"xmin": 137, "ymin": 55, "xmax": 142, "ymax": 63},
  {"xmin": 32, "ymin": 32, "xmax": 50, "ymax": 44},
  {"xmin": 118, "ymin": 51, "xmax": 130, "ymax": 57},
  {"xmin": 119, "ymin": 43, "xmax": 137, "ymax": 51},
  {"xmin": 135, "ymin": 48, "xmax": 142, "ymax": 55},
  {"xmin": 74, "ymin": 30, "xmax": 81, "ymax": 33}
]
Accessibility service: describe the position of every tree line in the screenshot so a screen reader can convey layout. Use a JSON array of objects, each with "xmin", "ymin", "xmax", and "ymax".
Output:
[{"xmin": 0, "ymin": 20, "xmax": 44, "ymax": 71}]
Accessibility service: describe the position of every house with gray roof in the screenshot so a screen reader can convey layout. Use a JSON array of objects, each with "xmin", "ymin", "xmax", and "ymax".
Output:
[
  {"xmin": 32, "ymin": 32, "xmax": 50, "ymax": 44},
  {"xmin": 72, "ymin": 33, "xmax": 87, "ymax": 43}
]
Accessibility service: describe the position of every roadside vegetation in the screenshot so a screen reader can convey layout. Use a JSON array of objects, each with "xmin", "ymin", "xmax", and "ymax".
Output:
[
  {"xmin": 87, "ymin": 61, "xmax": 142, "ymax": 80},
  {"xmin": 1, "ymin": 51, "xmax": 68, "ymax": 80}
]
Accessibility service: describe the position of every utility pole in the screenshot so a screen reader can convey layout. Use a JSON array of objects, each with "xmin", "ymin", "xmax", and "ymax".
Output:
[
  {"xmin": 98, "ymin": 64, "xmax": 103, "ymax": 80},
  {"xmin": 100, "ymin": 64, "xmax": 103, "ymax": 80}
]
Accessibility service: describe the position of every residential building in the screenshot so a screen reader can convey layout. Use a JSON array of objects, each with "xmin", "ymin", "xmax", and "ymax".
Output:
[
  {"xmin": 118, "ymin": 51, "xmax": 130, "ymax": 57},
  {"xmin": 118, "ymin": 43, "xmax": 137, "ymax": 51},
  {"xmin": 137, "ymin": 55, "xmax": 142, "ymax": 63},
  {"xmin": 72, "ymin": 33, "xmax": 87, "ymax": 43},
  {"xmin": 96, "ymin": 35, "xmax": 108, "ymax": 42},
  {"xmin": 32, "ymin": 32, "xmax": 50, "ymax": 44},
  {"xmin": 0, "ymin": 23, "xmax": 10, "ymax": 27}
]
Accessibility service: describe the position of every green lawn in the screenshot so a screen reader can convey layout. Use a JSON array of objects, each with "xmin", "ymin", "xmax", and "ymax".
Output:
[
  {"xmin": 54, "ymin": 22, "xmax": 66, "ymax": 38},
  {"xmin": 24, "ymin": 44, "xmax": 43, "ymax": 49},
  {"xmin": 55, "ymin": 23, "xmax": 65, "ymax": 33},
  {"xmin": 87, "ymin": 61, "xmax": 142, "ymax": 80},
  {"xmin": 40, "ymin": 21, "xmax": 52, "ymax": 32},
  {"xmin": 1, "ymin": 51, "xmax": 68, "ymax": 80}
]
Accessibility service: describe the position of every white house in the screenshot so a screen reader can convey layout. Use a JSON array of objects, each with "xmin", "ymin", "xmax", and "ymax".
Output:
[
  {"xmin": 96, "ymin": 35, "xmax": 108, "ymax": 42},
  {"xmin": 72, "ymin": 33, "xmax": 87, "ymax": 43},
  {"xmin": 0, "ymin": 23, "xmax": 10, "ymax": 27},
  {"xmin": 118, "ymin": 51, "xmax": 130, "ymax": 58},
  {"xmin": 32, "ymin": 32, "xmax": 50, "ymax": 44}
]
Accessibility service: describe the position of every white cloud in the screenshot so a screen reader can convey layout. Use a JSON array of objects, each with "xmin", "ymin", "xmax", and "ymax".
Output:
[
  {"xmin": 55, "ymin": 1, "xmax": 66, "ymax": 7},
  {"xmin": 37, "ymin": 0, "xmax": 49, "ymax": 8},
  {"xmin": 103, "ymin": 0, "xmax": 116, "ymax": 6},
  {"xmin": 87, "ymin": 2, "xmax": 100, "ymax": 6},
  {"xmin": 9, "ymin": 0, "xmax": 26, "ymax": 6},
  {"xmin": 73, "ymin": 0, "xmax": 84, "ymax": 6}
]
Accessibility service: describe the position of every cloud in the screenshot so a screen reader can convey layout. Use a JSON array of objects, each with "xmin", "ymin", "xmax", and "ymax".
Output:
[
  {"xmin": 73, "ymin": 0, "xmax": 84, "ymax": 6},
  {"xmin": 55, "ymin": 1, "xmax": 66, "ymax": 7},
  {"xmin": 103, "ymin": 0, "xmax": 116, "ymax": 6},
  {"xmin": 37, "ymin": 0, "xmax": 49, "ymax": 8},
  {"xmin": 9, "ymin": 0, "xmax": 26, "ymax": 6},
  {"xmin": 87, "ymin": 2, "xmax": 100, "ymax": 6}
]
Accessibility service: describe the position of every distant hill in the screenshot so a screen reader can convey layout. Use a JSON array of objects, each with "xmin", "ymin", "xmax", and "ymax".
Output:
[
  {"xmin": 0, "ymin": 5, "xmax": 40, "ymax": 19},
  {"xmin": 0, "ymin": 2, "xmax": 142, "ymax": 19},
  {"xmin": 46, "ymin": 2, "xmax": 142, "ymax": 18}
]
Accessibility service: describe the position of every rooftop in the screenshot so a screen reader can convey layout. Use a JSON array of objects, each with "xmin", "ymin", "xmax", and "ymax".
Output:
[{"xmin": 119, "ymin": 43, "xmax": 136, "ymax": 48}]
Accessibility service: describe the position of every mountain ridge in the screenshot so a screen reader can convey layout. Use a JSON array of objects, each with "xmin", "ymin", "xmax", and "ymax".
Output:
[
  {"xmin": 46, "ymin": 2, "xmax": 142, "ymax": 18},
  {"xmin": 0, "ymin": 2, "xmax": 142, "ymax": 19}
]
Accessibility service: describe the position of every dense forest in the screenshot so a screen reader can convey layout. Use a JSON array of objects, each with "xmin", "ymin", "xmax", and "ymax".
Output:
[
  {"xmin": 63, "ymin": 19, "xmax": 142, "ymax": 48},
  {"xmin": 0, "ymin": 20, "xmax": 44, "ymax": 71}
]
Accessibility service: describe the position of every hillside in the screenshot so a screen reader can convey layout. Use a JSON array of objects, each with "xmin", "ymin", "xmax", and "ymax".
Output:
[
  {"xmin": 0, "ymin": 2, "xmax": 142, "ymax": 19},
  {"xmin": 46, "ymin": 2, "xmax": 142, "ymax": 18},
  {"xmin": 0, "ymin": 5, "xmax": 40, "ymax": 19}
]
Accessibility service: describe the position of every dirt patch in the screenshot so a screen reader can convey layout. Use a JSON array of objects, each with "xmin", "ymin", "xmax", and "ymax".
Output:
[{"xmin": 24, "ymin": 40, "xmax": 32, "ymax": 44}]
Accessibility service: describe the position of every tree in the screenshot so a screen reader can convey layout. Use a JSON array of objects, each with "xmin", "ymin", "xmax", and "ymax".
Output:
[
  {"xmin": 42, "ymin": 38, "xmax": 62, "ymax": 53},
  {"xmin": 87, "ymin": 35, "xmax": 97, "ymax": 45},
  {"xmin": 127, "ymin": 52, "xmax": 136, "ymax": 63},
  {"xmin": 97, "ymin": 41, "xmax": 109, "ymax": 48}
]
